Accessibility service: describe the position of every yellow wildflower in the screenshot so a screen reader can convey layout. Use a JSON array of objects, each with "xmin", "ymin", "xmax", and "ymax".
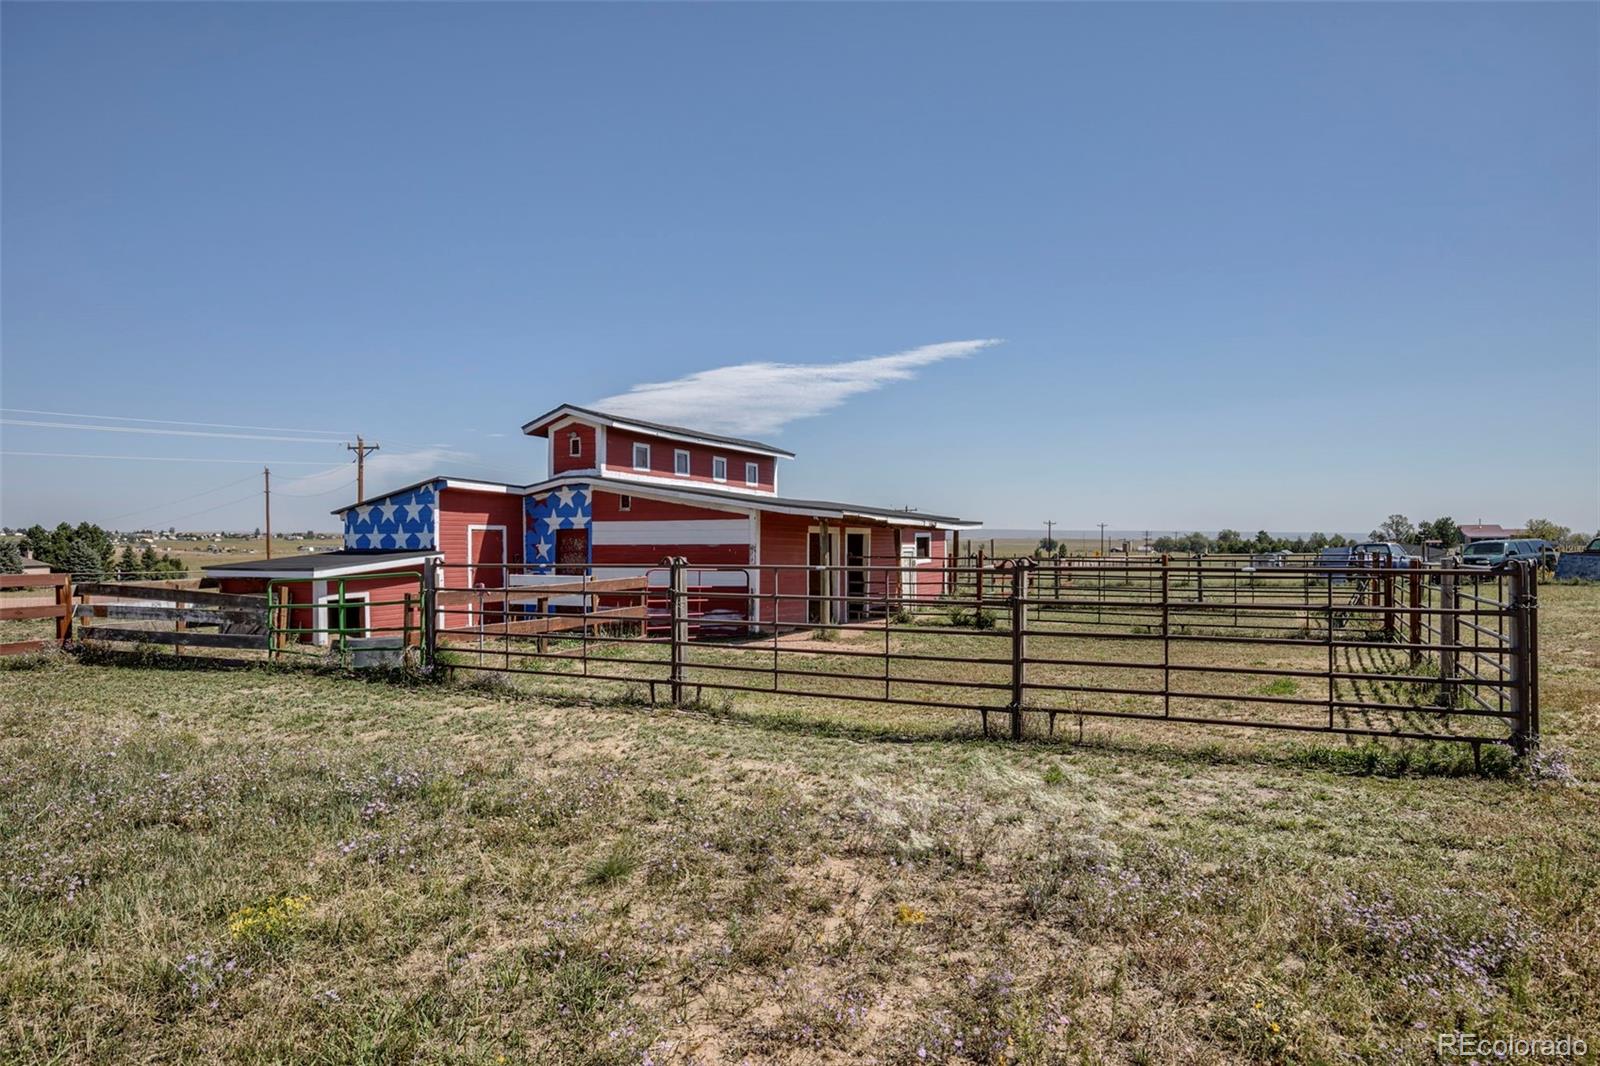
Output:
[{"xmin": 893, "ymin": 903, "xmax": 927, "ymax": 926}]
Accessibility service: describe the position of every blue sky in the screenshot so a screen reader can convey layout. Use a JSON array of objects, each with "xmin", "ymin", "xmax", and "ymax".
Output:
[{"xmin": 3, "ymin": 2, "xmax": 1596, "ymax": 536}]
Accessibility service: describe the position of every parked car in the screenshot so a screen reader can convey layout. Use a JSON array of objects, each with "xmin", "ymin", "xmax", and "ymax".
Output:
[
  {"xmin": 1315, "ymin": 546, "xmax": 1353, "ymax": 582},
  {"xmin": 1349, "ymin": 541, "xmax": 1414, "ymax": 567},
  {"xmin": 1458, "ymin": 538, "xmax": 1550, "ymax": 572}
]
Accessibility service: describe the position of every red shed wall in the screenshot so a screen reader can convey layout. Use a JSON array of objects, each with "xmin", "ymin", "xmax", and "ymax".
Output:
[
  {"xmin": 757, "ymin": 512, "xmax": 811, "ymax": 624},
  {"xmin": 437, "ymin": 487, "xmax": 524, "ymax": 588},
  {"xmin": 325, "ymin": 574, "xmax": 425, "ymax": 641}
]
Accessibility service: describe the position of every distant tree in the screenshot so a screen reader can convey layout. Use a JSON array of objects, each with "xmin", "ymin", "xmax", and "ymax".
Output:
[
  {"xmin": 116, "ymin": 545, "xmax": 139, "ymax": 578},
  {"xmin": 1372, "ymin": 515, "xmax": 1416, "ymax": 543},
  {"xmin": 0, "ymin": 539, "xmax": 22, "ymax": 574},
  {"xmin": 1417, "ymin": 517, "xmax": 1464, "ymax": 547},
  {"xmin": 139, "ymin": 546, "xmax": 160, "ymax": 573},
  {"xmin": 1328, "ymin": 534, "xmax": 1350, "ymax": 548},
  {"xmin": 63, "ymin": 538, "xmax": 106, "ymax": 580},
  {"xmin": 1524, "ymin": 518, "xmax": 1571, "ymax": 545}
]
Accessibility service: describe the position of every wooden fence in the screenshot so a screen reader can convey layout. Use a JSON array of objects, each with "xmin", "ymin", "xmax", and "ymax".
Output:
[{"xmin": 0, "ymin": 574, "xmax": 72, "ymax": 655}]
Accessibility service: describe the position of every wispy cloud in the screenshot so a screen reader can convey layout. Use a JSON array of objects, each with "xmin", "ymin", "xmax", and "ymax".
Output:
[{"xmin": 592, "ymin": 339, "xmax": 1000, "ymax": 436}]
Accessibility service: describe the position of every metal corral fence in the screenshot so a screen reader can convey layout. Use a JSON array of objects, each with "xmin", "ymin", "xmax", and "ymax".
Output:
[
  {"xmin": 426, "ymin": 555, "xmax": 1540, "ymax": 755},
  {"xmin": 32, "ymin": 555, "xmax": 1538, "ymax": 754}
]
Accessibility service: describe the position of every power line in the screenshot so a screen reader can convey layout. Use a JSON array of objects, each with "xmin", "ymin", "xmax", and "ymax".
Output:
[
  {"xmin": 101, "ymin": 470, "xmax": 262, "ymax": 523},
  {"xmin": 165, "ymin": 491, "xmax": 266, "ymax": 525},
  {"xmin": 1, "ymin": 451, "xmax": 342, "ymax": 466},
  {"xmin": 1, "ymin": 418, "xmax": 348, "ymax": 444},
  {"xmin": 1, "ymin": 408, "xmax": 354, "ymax": 436}
]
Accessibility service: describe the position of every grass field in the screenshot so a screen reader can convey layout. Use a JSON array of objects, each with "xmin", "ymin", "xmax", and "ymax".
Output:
[{"xmin": 1, "ymin": 586, "xmax": 1596, "ymax": 1063}]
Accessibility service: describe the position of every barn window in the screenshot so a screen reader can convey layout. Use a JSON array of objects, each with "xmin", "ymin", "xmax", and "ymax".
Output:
[
  {"xmin": 915, "ymin": 532, "xmax": 932, "ymax": 559},
  {"xmin": 632, "ymin": 443, "xmax": 650, "ymax": 470},
  {"xmin": 745, "ymin": 461, "xmax": 760, "ymax": 486},
  {"xmin": 568, "ymin": 432, "xmax": 582, "ymax": 458},
  {"xmin": 674, "ymin": 449, "xmax": 691, "ymax": 476},
  {"xmin": 712, "ymin": 456, "xmax": 727, "ymax": 482},
  {"xmin": 618, "ymin": 495, "xmax": 631, "ymax": 512}
]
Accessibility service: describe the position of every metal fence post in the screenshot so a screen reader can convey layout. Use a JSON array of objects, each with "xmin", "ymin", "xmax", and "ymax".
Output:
[
  {"xmin": 1008, "ymin": 560, "xmax": 1030, "ymax": 740},
  {"xmin": 1408, "ymin": 558, "xmax": 1422, "ymax": 667},
  {"xmin": 1507, "ymin": 560, "xmax": 1534, "ymax": 754},
  {"xmin": 422, "ymin": 560, "xmax": 439, "ymax": 668},
  {"xmin": 668, "ymin": 556, "xmax": 688, "ymax": 705},
  {"xmin": 1439, "ymin": 569, "xmax": 1457, "ymax": 704},
  {"xmin": 1160, "ymin": 554, "xmax": 1171, "ymax": 718}
]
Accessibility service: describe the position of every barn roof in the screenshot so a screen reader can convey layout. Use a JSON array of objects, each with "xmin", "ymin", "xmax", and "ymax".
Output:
[
  {"xmin": 525, "ymin": 473, "xmax": 980, "ymax": 529},
  {"xmin": 203, "ymin": 549, "xmax": 437, "ymax": 578},
  {"xmin": 1460, "ymin": 523, "xmax": 1522, "ymax": 540},
  {"xmin": 520, "ymin": 404, "xmax": 796, "ymax": 459}
]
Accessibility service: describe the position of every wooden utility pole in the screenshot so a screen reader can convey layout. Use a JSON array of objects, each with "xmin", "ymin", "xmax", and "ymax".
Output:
[
  {"xmin": 1043, "ymin": 519, "xmax": 1056, "ymax": 552},
  {"xmin": 346, "ymin": 436, "xmax": 380, "ymax": 503},
  {"xmin": 263, "ymin": 467, "xmax": 272, "ymax": 559}
]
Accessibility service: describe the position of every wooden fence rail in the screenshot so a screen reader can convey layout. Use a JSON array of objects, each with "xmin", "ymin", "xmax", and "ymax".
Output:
[{"xmin": 0, "ymin": 573, "xmax": 71, "ymax": 655}]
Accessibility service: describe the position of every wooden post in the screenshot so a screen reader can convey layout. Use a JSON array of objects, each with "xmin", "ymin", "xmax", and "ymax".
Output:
[
  {"xmin": 1009, "ymin": 561, "xmax": 1029, "ymax": 740},
  {"xmin": 668, "ymin": 556, "xmax": 688, "ymax": 704},
  {"xmin": 57, "ymin": 575, "xmax": 72, "ymax": 643},
  {"xmin": 975, "ymin": 548, "xmax": 985, "ymax": 616},
  {"xmin": 949, "ymin": 530, "xmax": 960, "ymax": 596}
]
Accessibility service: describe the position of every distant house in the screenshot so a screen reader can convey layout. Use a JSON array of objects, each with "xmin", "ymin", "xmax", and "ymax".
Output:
[
  {"xmin": 1460, "ymin": 524, "xmax": 1524, "ymax": 542},
  {"xmin": 205, "ymin": 402, "xmax": 979, "ymax": 642}
]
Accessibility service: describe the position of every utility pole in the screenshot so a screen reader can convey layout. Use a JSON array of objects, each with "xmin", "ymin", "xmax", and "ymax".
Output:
[
  {"xmin": 346, "ymin": 436, "xmax": 380, "ymax": 503},
  {"xmin": 1098, "ymin": 522, "xmax": 1108, "ymax": 557},
  {"xmin": 263, "ymin": 467, "xmax": 272, "ymax": 560},
  {"xmin": 1043, "ymin": 519, "xmax": 1056, "ymax": 551}
]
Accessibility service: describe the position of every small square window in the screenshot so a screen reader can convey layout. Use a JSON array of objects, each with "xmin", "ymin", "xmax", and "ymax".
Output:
[
  {"xmin": 632, "ymin": 443, "xmax": 650, "ymax": 470},
  {"xmin": 674, "ymin": 449, "xmax": 691, "ymax": 476},
  {"xmin": 745, "ymin": 461, "xmax": 760, "ymax": 486},
  {"xmin": 618, "ymin": 495, "xmax": 632, "ymax": 512},
  {"xmin": 915, "ymin": 533, "xmax": 932, "ymax": 559},
  {"xmin": 712, "ymin": 456, "xmax": 727, "ymax": 482},
  {"xmin": 568, "ymin": 432, "xmax": 582, "ymax": 457}
]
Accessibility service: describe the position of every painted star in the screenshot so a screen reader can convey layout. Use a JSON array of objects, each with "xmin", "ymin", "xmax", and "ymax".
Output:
[{"xmin": 554, "ymin": 485, "xmax": 576, "ymax": 510}]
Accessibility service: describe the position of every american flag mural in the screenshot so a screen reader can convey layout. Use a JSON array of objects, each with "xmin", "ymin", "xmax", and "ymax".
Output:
[
  {"xmin": 524, "ymin": 483, "xmax": 591, "ymax": 573},
  {"xmin": 343, "ymin": 481, "xmax": 439, "ymax": 550}
]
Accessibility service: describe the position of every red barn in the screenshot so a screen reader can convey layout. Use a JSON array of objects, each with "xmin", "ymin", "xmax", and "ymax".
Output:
[{"xmin": 207, "ymin": 403, "xmax": 979, "ymax": 638}]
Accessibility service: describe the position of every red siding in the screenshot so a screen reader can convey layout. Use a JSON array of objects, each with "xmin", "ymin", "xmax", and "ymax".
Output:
[
  {"xmin": 330, "ymin": 574, "xmax": 425, "ymax": 641},
  {"xmin": 551, "ymin": 422, "xmax": 597, "ymax": 474},
  {"xmin": 602, "ymin": 427, "xmax": 776, "ymax": 492},
  {"xmin": 757, "ymin": 512, "xmax": 811, "ymax": 624},
  {"xmin": 591, "ymin": 489, "xmax": 742, "ymax": 522},
  {"xmin": 437, "ymin": 488, "xmax": 525, "ymax": 626}
]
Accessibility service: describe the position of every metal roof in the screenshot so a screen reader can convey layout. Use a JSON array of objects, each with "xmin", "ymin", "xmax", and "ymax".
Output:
[
  {"xmin": 202, "ymin": 549, "xmax": 437, "ymax": 576},
  {"xmin": 527, "ymin": 472, "xmax": 980, "ymax": 529},
  {"xmin": 520, "ymin": 404, "xmax": 796, "ymax": 458}
]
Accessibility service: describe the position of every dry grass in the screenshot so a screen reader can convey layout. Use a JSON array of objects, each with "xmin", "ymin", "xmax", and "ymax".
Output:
[{"xmin": 0, "ymin": 587, "xmax": 1596, "ymax": 1063}]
